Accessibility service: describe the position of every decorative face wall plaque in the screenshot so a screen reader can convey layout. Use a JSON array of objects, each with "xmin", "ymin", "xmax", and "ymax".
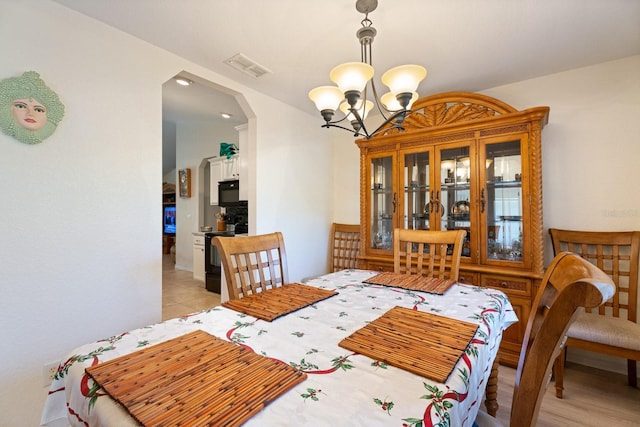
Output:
[{"xmin": 0, "ymin": 71, "xmax": 65, "ymax": 144}]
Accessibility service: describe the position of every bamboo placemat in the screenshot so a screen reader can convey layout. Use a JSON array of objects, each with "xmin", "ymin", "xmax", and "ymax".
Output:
[
  {"xmin": 339, "ymin": 306, "xmax": 478, "ymax": 383},
  {"xmin": 222, "ymin": 283, "xmax": 338, "ymax": 321},
  {"xmin": 364, "ymin": 272, "xmax": 455, "ymax": 295},
  {"xmin": 86, "ymin": 330, "xmax": 307, "ymax": 427}
]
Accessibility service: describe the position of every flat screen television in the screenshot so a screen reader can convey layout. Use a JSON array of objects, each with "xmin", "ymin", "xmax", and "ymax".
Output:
[{"xmin": 163, "ymin": 205, "xmax": 176, "ymax": 235}]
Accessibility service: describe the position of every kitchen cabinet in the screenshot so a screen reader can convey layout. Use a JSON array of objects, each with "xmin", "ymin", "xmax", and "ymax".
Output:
[
  {"xmin": 356, "ymin": 92, "xmax": 549, "ymax": 367},
  {"xmin": 221, "ymin": 155, "xmax": 239, "ymax": 181},
  {"xmin": 209, "ymin": 158, "xmax": 221, "ymax": 205},
  {"xmin": 192, "ymin": 234, "xmax": 205, "ymax": 281},
  {"xmin": 209, "ymin": 154, "xmax": 240, "ymax": 205}
]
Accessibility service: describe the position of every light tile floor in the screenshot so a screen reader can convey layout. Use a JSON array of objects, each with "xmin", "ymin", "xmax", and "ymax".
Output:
[{"xmin": 162, "ymin": 254, "xmax": 220, "ymax": 321}]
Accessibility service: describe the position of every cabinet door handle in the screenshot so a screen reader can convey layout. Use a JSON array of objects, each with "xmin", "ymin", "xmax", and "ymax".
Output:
[
  {"xmin": 392, "ymin": 192, "xmax": 397, "ymax": 213},
  {"xmin": 430, "ymin": 191, "xmax": 434, "ymax": 212},
  {"xmin": 481, "ymin": 188, "xmax": 486, "ymax": 213}
]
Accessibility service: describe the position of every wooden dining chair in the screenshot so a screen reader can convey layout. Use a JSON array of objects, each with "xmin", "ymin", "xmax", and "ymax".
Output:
[
  {"xmin": 549, "ymin": 228, "xmax": 640, "ymax": 398},
  {"xmin": 475, "ymin": 251, "xmax": 615, "ymax": 427},
  {"xmin": 393, "ymin": 229, "xmax": 466, "ymax": 281},
  {"xmin": 212, "ymin": 231, "xmax": 289, "ymax": 301},
  {"xmin": 330, "ymin": 223, "xmax": 361, "ymax": 272}
]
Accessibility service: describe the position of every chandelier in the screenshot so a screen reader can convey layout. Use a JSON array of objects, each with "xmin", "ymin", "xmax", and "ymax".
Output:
[{"xmin": 308, "ymin": 0, "xmax": 426, "ymax": 139}]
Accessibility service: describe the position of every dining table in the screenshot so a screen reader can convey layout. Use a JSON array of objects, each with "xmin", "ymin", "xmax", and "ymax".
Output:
[{"xmin": 41, "ymin": 269, "xmax": 517, "ymax": 427}]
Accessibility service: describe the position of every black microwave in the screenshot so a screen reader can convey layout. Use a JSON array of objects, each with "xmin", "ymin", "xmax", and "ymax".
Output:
[{"xmin": 218, "ymin": 180, "xmax": 239, "ymax": 207}]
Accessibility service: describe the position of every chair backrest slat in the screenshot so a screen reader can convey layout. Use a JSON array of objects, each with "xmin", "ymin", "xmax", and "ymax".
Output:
[
  {"xmin": 549, "ymin": 229, "xmax": 639, "ymax": 322},
  {"xmin": 213, "ymin": 232, "xmax": 289, "ymax": 301},
  {"xmin": 331, "ymin": 223, "xmax": 361, "ymax": 272},
  {"xmin": 393, "ymin": 229, "xmax": 466, "ymax": 281}
]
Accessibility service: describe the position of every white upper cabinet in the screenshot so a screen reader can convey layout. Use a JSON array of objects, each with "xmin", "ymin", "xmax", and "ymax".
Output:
[
  {"xmin": 209, "ymin": 154, "xmax": 239, "ymax": 205},
  {"xmin": 209, "ymin": 125, "xmax": 247, "ymax": 204},
  {"xmin": 209, "ymin": 158, "xmax": 222, "ymax": 205},
  {"xmin": 220, "ymin": 155, "xmax": 239, "ymax": 181}
]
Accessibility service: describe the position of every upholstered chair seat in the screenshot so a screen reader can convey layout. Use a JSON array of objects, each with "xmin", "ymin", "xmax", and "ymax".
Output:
[{"xmin": 568, "ymin": 311, "xmax": 640, "ymax": 351}]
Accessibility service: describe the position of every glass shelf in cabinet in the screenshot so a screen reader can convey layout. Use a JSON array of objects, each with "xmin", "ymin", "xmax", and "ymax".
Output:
[
  {"xmin": 372, "ymin": 186, "xmax": 392, "ymax": 192},
  {"xmin": 442, "ymin": 181, "xmax": 470, "ymax": 189},
  {"xmin": 405, "ymin": 184, "xmax": 430, "ymax": 190},
  {"xmin": 497, "ymin": 215, "xmax": 522, "ymax": 222},
  {"xmin": 485, "ymin": 180, "xmax": 522, "ymax": 188}
]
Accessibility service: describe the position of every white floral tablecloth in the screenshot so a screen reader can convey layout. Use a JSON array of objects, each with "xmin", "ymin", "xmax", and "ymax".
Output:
[{"xmin": 41, "ymin": 270, "xmax": 517, "ymax": 427}]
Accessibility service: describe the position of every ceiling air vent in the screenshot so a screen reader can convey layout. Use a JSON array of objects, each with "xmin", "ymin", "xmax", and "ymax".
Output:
[{"xmin": 224, "ymin": 53, "xmax": 272, "ymax": 79}]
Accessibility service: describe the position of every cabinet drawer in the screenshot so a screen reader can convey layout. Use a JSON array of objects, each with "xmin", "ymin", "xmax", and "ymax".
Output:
[
  {"xmin": 457, "ymin": 272, "xmax": 479, "ymax": 286},
  {"xmin": 480, "ymin": 274, "xmax": 531, "ymax": 297},
  {"xmin": 193, "ymin": 235, "xmax": 205, "ymax": 246}
]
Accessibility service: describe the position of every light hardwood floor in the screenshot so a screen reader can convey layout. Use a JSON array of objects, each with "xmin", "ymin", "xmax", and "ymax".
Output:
[
  {"xmin": 494, "ymin": 361, "xmax": 639, "ymax": 425},
  {"xmin": 161, "ymin": 255, "xmax": 639, "ymax": 424}
]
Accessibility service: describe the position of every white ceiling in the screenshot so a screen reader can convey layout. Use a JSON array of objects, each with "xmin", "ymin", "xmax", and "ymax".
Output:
[
  {"xmin": 161, "ymin": 73, "xmax": 247, "ymax": 125},
  {"xmin": 52, "ymin": 0, "xmax": 640, "ymax": 172},
  {"xmin": 160, "ymin": 74, "xmax": 248, "ymax": 174}
]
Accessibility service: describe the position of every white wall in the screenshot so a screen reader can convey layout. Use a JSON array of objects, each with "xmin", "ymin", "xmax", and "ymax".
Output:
[
  {"xmin": 332, "ymin": 130, "xmax": 361, "ymax": 225},
  {"xmin": 1, "ymin": 3, "xmax": 164, "ymax": 425},
  {"xmin": 0, "ymin": 1, "xmax": 330, "ymax": 425},
  {"xmin": 332, "ymin": 55, "xmax": 640, "ymax": 375},
  {"xmin": 162, "ymin": 119, "xmax": 177, "ymax": 181},
  {"xmin": 253, "ymin": 106, "xmax": 334, "ymax": 280}
]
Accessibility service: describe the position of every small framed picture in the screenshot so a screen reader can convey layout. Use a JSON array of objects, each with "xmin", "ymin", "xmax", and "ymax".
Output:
[{"xmin": 178, "ymin": 168, "xmax": 191, "ymax": 198}]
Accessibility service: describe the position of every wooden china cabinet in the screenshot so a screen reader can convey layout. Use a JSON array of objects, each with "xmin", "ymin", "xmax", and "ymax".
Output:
[{"xmin": 356, "ymin": 92, "xmax": 549, "ymax": 366}]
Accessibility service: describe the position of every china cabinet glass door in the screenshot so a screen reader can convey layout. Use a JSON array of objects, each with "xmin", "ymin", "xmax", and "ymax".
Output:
[
  {"xmin": 402, "ymin": 150, "xmax": 432, "ymax": 232},
  {"xmin": 481, "ymin": 138, "xmax": 526, "ymax": 266},
  {"xmin": 438, "ymin": 145, "xmax": 473, "ymax": 258},
  {"xmin": 370, "ymin": 154, "xmax": 395, "ymax": 251}
]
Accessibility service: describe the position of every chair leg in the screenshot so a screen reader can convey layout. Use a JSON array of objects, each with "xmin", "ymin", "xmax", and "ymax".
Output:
[
  {"xmin": 554, "ymin": 347, "xmax": 566, "ymax": 398},
  {"xmin": 628, "ymin": 359, "xmax": 637, "ymax": 387}
]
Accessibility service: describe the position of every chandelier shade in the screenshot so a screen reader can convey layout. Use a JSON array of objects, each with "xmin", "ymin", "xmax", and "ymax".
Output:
[
  {"xmin": 340, "ymin": 99, "xmax": 374, "ymax": 120},
  {"xmin": 308, "ymin": 0, "xmax": 427, "ymax": 139},
  {"xmin": 330, "ymin": 62, "xmax": 375, "ymax": 94},
  {"xmin": 308, "ymin": 86, "xmax": 344, "ymax": 113},
  {"xmin": 381, "ymin": 65, "xmax": 427, "ymax": 95}
]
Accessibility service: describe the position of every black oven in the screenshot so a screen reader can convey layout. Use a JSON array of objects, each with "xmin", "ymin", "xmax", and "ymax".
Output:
[
  {"xmin": 204, "ymin": 201, "xmax": 248, "ymax": 293},
  {"xmin": 204, "ymin": 232, "xmax": 226, "ymax": 293},
  {"xmin": 218, "ymin": 179, "xmax": 239, "ymax": 207}
]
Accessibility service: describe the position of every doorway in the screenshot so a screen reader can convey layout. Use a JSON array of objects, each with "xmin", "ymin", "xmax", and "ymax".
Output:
[{"xmin": 161, "ymin": 72, "xmax": 248, "ymax": 314}]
